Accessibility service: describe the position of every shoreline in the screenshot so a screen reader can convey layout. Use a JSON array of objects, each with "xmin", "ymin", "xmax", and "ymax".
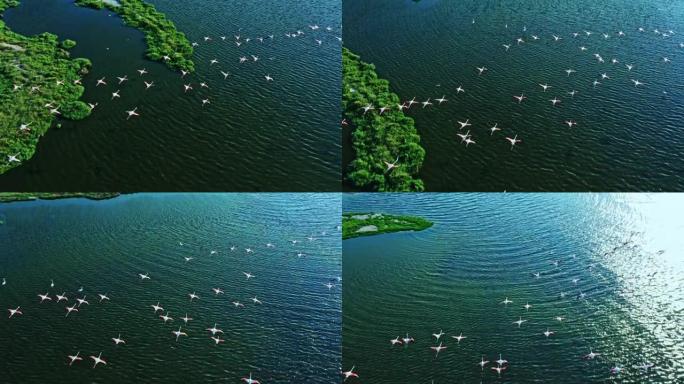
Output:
[
  {"xmin": 0, "ymin": 192, "xmax": 121, "ymax": 203},
  {"xmin": 75, "ymin": 0, "xmax": 194, "ymax": 72},
  {"xmin": 342, "ymin": 212, "xmax": 433, "ymax": 240},
  {"xmin": 342, "ymin": 48, "xmax": 425, "ymax": 192}
]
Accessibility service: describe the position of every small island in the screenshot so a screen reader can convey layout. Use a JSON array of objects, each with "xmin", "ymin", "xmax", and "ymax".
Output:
[
  {"xmin": 342, "ymin": 212, "xmax": 433, "ymax": 240},
  {"xmin": 0, "ymin": 192, "xmax": 120, "ymax": 203},
  {"xmin": 75, "ymin": 0, "xmax": 194, "ymax": 72},
  {"xmin": 343, "ymin": 48, "xmax": 426, "ymax": 192}
]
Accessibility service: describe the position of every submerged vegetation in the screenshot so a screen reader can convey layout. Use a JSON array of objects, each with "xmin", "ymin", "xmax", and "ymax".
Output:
[
  {"xmin": 343, "ymin": 48, "xmax": 425, "ymax": 192},
  {"xmin": 75, "ymin": 0, "xmax": 194, "ymax": 72},
  {"xmin": 0, "ymin": 192, "xmax": 120, "ymax": 202},
  {"xmin": 0, "ymin": 0, "xmax": 93, "ymax": 173},
  {"xmin": 342, "ymin": 212, "xmax": 433, "ymax": 240}
]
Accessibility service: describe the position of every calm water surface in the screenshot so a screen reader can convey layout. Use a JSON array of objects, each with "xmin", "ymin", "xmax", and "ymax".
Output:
[
  {"xmin": 0, "ymin": 193, "xmax": 341, "ymax": 383},
  {"xmin": 343, "ymin": 193, "xmax": 684, "ymax": 383},
  {"xmin": 343, "ymin": 0, "xmax": 684, "ymax": 191}
]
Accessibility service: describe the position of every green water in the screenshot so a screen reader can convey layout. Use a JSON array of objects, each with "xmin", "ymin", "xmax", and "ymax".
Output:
[
  {"xmin": 0, "ymin": 193, "xmax": 341, "ymax": 383},
  {"xmin": 343, "ymin": 0, "xmax": 684, "ymax": 191},
  {"xmin": 0, "ymin": 0, "xmax": 341, "ymax": 191},
  {"xmin": 343, "ymin": 193, "xmax": 684, "ymax": 383}
]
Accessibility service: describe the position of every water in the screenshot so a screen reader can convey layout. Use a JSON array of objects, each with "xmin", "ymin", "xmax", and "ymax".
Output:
[
  {"xmin": 0, "ymin": 0, "xmax": 341, "ymax": 191},
  {"xmin": 0, "ymin": 193, "xmax": 341, "ymax": 383},
  {"xmin": 343, "ymin": 0, "xmax": 684, "ymax": 191},
  {"xmin": 342, "ymin": 193, "xmax": 684, "ymax": 383}
]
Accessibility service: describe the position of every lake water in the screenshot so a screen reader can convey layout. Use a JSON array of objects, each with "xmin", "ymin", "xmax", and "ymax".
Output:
[
  {"xmin": 343, "ymin": 0, "xmax": 684, "ymax": 191},
  {"xmin": 343, "ymin": 193, "xmax": 684, "ymax": 383},
  {"xmin": 0, "ymin": 193, "xmax": 341, "ymax": 383},
  {"xmin": 0, "ymin": 0, "xmax": 341, "ymax": 191}
]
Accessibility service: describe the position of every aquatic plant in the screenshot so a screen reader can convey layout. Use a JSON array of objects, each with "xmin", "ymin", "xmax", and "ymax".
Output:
[
  {"xmin": 75, "ymin": 0, "xmax": 194, "ymax": 72},
  {"xmin": 343, "ymin": 48, "xmax": 425, "ymax": 192},
  {"xmin": 61, "ymin": 38, "xmax": 76, "ymax": 49},
  {"xmin": 342, "ymin": 212, "xmax": 433, "ymax": 239},
  {"xmin": 0, "ymin": 20, "xmax": 92, "ymax": 173}
]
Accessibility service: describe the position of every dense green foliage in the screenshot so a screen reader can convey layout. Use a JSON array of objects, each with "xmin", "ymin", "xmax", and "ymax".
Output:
[
  {"xmin": 0, "ymin": 0, "xmax": 19, "ymax": 12},
  {"xmin": 61, "ymin": 39, "xmax": 77, "ymax": 49},
  {"xmin": 75, "ymin": 0, "xmax": 194, "ymax": 72},
  {"xmin": 343, "ymin": 48, "xmax": 426, "ymax": 192},
  {"xmin": 0, "ymin": 19, "xmax": 92, "ymax": 173},
  {"xmin": 0, "ymin": 192, "xmax": 120, "ymax": 202},
  {"xmin": 74, "ymin": 0, "xmax": 105, "ymax": 9},
  {"xmin": 342, "ymin": 212, "xmax": 433, "ymax": 240}
]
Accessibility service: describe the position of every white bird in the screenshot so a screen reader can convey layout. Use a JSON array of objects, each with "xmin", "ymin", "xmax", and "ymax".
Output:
[
  {"xmin": 206, "ymin": 323, "xmax": 224, "ymax": 335},
  {"xmin": 181, "ymin": 313, "xmax": 193, "ymax": 324},
  {"xmin": 524, "ymin": 302, "xmax": 532, "ymax": 310},
  {"xmin": 550, "ymin": 97, "xmax": 561, "ymax": 106},
  {"xmin": 452, "ymin": 332, "xmax": 467, "ymax": 343},
  {"xmin": 501, "ymin": 297, "xmax": 513, "ymax": 305},
  {"xmin": 212, "ymin": 288, "xmax": 224, "ymax": 295},
  {"xmin": 565, "ymin": 120, "xmax": 577, "ymax": 128},
  {"xmin": 173, "ymin": 326, "xmax": 188, "ymax": 341},
  {"xmin": 117, "ymin": 75, "xmax": 128, "ymax": 84},
  {"xmin": 50, "ymin": 279, "xmax": 54, "ymax": 288},
  {"xmin": 242, "ymin": 372, "xmax": 261, "ymax": 384},
  {"xmin": 251, "ymin": 296, "xmax": 263, "ymax": 304},
  {"xmin": 151, "ymin": 302, "xmax": 164, "ymax": 313},
  {"xmin": 220, "ymin": 71, "xmax": 230, "ymax": 79},
  {"xmin": 56, "ymin": 293, "xmax": 68, "ymax": 302},
  {"xmin": 232, "ymin": 301, "xmax": 245, "ymax": 308},
  {"xmin": 432, "ymin": 329, "xmax": 445, "ymax": 341},
  {"xmin": 341, "ymin": 367, "xmax": 358, "ymax": 382},
  {"xmin": 543, "ymin": 328, "xmax": 555, "ymax": 338},
  {"xmin": 68, "ymin": 351, "xmax": 83, "ymax": 366},
  {"xmin": 137, "ymin": 68, "xmax": 148, "ymax": 76},
  {"xmin": 65, "ymin": 304, "xmax": 78, "ymax": 317},
  {"xmin": 201, "ymin": 98, "xmax": 210, "ymax": 106},
  {"xmin": 390, "ymin": 336, "xmax": 403, "ymax": 346},
  {"xmin": 210, "ymin": 59, "xmax": 219, "ymax": 65},
  {"xmin": 89, "ymin": 352, "xmax": 106, "ymax": 368},
  {"xmin": 211, "ymin": 336, "xmax": 225, "ymax": 345},
  {"xmin": 430, "ymin": 342, "xmax": 447, "ymax": 357},
  {"xmin": 476, "ymin": 66, "xmax": 488, "ymax": 75},
  {"xmin": 38, "ymin": 292, "xmax": 52, "ymax": 303},
  {"xmin": 631, "ymin": 79, "xmax": 644, "ymax": 87},
  {"xmin": 505, "ymin": 135, "xmax": 522, "ymax": 148},
  {"xmin": 436, "ymin": 95, "xmax": 448, "ymax": 105},
  {"xmin": 160, "ymin": 312, "xmax": 173, "ymax": 323},
  {"xmin": 539, "ymin": 83, "xmax": 551, "ymax": 92},
  {"xmin": 421, "ymin": 98, "xmax": 433, "ymax": 108},
  {"xmin": 584, "ymin": 348, "xmax": 601, "ymax": 360},
  {"xmin": 96, "ymin": 77, "xmax": 107, "ymax": 86},
  {"xmin": 144, "ymin": 81, "xmax": 154, "ymax": 90},
  {"xmin": 456, "ymin": 85, "xmax": 465, "ymax": 94},
  {"xmin": 457, "ymin": 119, "xmax": 472, "ymax": 130},
  {"xmin": 138, "ymin": 273, "xmax": 150, "ymax": 280},
  {"xmin": 76, "ymin": 296, "xmax": 89, "ymax": 307},
  {"xmin": 489, "ymin": 123, "xmax": 501, "ymax": 135},
  {"xmin": 126, "ymin": 107, "xmax": 139, "ymax": 120},
  {"xmin": 111, "ymin": 90, "xmax": 120, "ymax": 100},
  {"xmin": 565, "ymin": 69, "xmax": 576, "ymax": 76},
  {"xmin": 265, "ymin": 74, "xmax": 273, "ymax": 81},
  {"xmin": 184, "ymin": 84, "xmax": 193, "ymax": 93},
  {"xmin": 188, "ymin": 292, "xmax": 199, "ymax": 301},
  {"xmin": 513, "ymin": 316, "xmax": 527, "ymax": 328},
  {"xmin": 112, "ymin": 333, "xmax": 125, "ymax": 345},
  {"xmin": 8, "ymin": 306, "xmax": 22, "ymax": 318},
  {"xmin": 513, "ymin": 93, "xmax": 526, "ymax": 103},
  {"xmin": 384, "ymin": 156, "xmax": 399, "ymax": 173},
  {"xmin": 243, "ymin": 272, "xmax": 254, "ymax": 279}
]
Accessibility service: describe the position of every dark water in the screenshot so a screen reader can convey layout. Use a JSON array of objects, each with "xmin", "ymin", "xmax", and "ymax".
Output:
[
  {"xmin": 342, "ymin": 193, "xmax": 684, "ymax": 383},
  {"xmin": 0, "ymin": 193, "xmax": 341, "ymax": 383},
  {"xmin": 343, "ymin": 0, "xmax": 684, "ymax": 191},
  {"xmin": 0, "ymin": 0, "xmax": 341, "ymax": 191}
]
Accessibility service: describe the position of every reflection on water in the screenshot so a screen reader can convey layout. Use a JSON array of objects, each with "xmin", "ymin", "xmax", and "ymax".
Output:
[{"xmin": 343, "ymin": 193, "xmax": 684, "ymax": 383}]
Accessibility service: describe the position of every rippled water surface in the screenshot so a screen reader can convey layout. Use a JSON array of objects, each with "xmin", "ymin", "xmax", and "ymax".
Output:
[
  {"xmin": 343, "ymin": 0, "xmax": 684, "ymax": 191},
  {"xmin": 1, "ymin": 0, "xmax": 341, "ymax": 191},
  {"xmin": 0, "ymin": 194, "xmax": 341, "ymax": 383},
  {"xmin": 343, "ymin": 193, "xmax": 684, "ymax": 383}
]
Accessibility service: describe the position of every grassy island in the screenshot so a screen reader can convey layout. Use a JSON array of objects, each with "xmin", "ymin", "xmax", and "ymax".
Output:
[
  {"xmin": 75, "ymin": 0, "xmax": 194, "ymax": 72},
  {"xmin": 0, "ymin": 192, "xmax": 120, "ymax": 203},
  {"xmin": 343, "ymin": 48, "xmax": 426, "ymax": 192},
  {"xmin": 1, "ymin": 1, "xmax": 93, "ymax": 174},
  {"xmin": 342, "ymin": 212, "xmax": 433, "ymax": 240}
]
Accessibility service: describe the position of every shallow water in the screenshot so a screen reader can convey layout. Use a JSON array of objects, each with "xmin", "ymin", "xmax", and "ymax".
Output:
[
  {"xmin": 342, "ymin": 193, "xmax": 684, "ymax": 383},
  {"xmin": 343, "ymin": 0, "xmax": 684, "ymax": 191},
  {"xmin": 0, "ymin": 0, "xmax": 341, "ymax": 191},
  {"xmin": 0, "ymin": 193, "xmax": 341, "ymax": 383}
]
